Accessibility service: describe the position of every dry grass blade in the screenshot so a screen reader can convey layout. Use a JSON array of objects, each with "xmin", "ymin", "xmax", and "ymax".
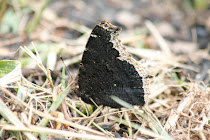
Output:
[
  {"xmin": 1, "ymin": 125, "xmax": 120, "ymax": 140},
  {"xmin": 165, "ymin": 95, "xmax": 193, "ymax": 130},
  {"xmin": 108, "ymin": 116, "xmax": 165, "ymax": 139},
  {"xmin": 20, "ymin": 45, "xmax": 54, "ymax": 88},
  {"xmin": 111, "ymin": 96, "xmax": 173, "ymax": 140},
  {"xmin": 33, "ymin": 85, "xmax": 72, "ymax": 137},
  {"xmin": 0, "ymin": 97, "xmax": 38, "ymax": 140},
  {"xmin": 66, "ymin": 101, "xmax": 113, "ymax": 136},
  {"xmin": 145, "ymin": 20, "xmax": 171, "ymax": 56},
  {"xmin": 0, "ymin": 86, "xmax": 105, "ymax": 137}
]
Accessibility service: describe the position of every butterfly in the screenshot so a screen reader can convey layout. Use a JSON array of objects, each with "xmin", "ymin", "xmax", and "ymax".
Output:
[{"xmin": 78, "ymin": 21, "xmax": 152, "ymax": 108}]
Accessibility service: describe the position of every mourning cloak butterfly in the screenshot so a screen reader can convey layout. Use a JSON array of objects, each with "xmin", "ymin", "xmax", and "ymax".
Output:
[{"xmin": 78, "ymin": 21, "xmax": 152, "ymax": 108}]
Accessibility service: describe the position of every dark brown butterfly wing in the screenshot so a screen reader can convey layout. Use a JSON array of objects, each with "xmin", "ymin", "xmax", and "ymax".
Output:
[{"xmin": 78, "ymin": 21, "xmax": 151, "ymax": 108}]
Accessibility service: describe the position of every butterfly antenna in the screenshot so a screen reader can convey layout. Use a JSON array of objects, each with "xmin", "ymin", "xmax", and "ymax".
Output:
[{"xmin": 60, "ymin": 56, "xmax": 73, "ymax": 80}]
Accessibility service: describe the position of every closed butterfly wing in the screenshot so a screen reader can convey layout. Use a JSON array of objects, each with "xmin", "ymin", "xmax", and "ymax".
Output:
[{"xmin": 78, "ymin": 21, "xmax": 151, "ymax": 108}]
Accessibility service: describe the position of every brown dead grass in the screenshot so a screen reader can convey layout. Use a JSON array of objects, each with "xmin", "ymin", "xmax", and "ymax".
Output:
[{"xmin": 0, "ymin": 19, "xmax": 209, "ymax": 140}]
